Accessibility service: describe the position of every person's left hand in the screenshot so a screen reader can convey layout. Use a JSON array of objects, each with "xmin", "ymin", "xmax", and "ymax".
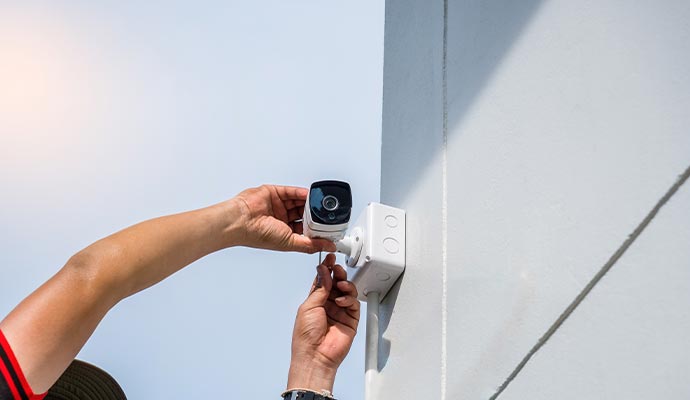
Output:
[{"xmin": 232, "ymin": 185, "xmax": 336, "ymax": 254}]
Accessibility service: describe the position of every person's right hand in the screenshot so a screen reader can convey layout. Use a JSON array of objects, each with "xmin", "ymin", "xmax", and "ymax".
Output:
[
  {"xmin": 231, "ymin": 184, "xmax": 336, "ymax": 254},
  {"xmin": 287, "ymin": 253, "xmax": 360, "ymax": 393}
]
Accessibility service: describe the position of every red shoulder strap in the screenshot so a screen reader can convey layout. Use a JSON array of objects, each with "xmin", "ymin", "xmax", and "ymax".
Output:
[{"xmin": 0, "ymin": 330, "xmax": 47, "ymax": 400}]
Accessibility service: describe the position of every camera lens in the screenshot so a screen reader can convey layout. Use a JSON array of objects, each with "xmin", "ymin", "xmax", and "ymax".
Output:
[
  {"xmin": 308, "ymin": 181, "xmax": 352, "ymax": 226},
  {"xmin": 322, "ymin": 195, "xmax": 339, "ymax": 211}
]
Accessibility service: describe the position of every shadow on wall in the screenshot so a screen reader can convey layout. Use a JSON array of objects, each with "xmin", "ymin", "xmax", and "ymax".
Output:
[
  {"xmin": 377, "ymin": 277, "xmax": 400, "ymax": 370},
  {"xmin": 377, "ymin": 0, "xmax": 544, "ymax": 370},
  {"xmin": 446, "ymin": 0, "xmax": 545, "ymax": 134}
]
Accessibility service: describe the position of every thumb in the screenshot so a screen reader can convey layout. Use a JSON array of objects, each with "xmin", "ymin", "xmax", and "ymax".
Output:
[
  {"xmin": 309, "ymin": 238, "xmax": 337, "ymax": 253},
  {"xmin": 303, "ymin": 256, "xmax": 335, "ymax": 309},
  {"xmin": 289, "ymin": 235, "xmax": 337, "ymax": 254}
]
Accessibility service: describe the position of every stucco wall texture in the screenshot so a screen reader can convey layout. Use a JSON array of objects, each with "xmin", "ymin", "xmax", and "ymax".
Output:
[{"xmin": 377, "ymin": 1, "xmax": 690, "ymax": 399}]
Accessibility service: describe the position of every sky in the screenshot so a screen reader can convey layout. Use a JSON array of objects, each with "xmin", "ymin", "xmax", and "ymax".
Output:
[{"xmin": 0, "ymin": 1, "xmax": 384, "ymax": 398}]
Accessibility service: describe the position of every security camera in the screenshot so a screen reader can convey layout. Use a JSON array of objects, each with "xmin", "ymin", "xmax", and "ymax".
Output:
[{"xmin": 303, "ymin": 180, "xmax": 352, "ymax": 242}]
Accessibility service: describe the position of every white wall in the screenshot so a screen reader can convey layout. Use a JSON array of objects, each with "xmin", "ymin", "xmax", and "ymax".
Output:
[{"xmin": 378, "ymin": 1, "xmax": 690, "ymax": 399}]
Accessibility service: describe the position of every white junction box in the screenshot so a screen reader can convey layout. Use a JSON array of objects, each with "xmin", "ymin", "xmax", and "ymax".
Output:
[{"xmin": 344, "ymin": 203, "xmax": 406, "ymax": 301}]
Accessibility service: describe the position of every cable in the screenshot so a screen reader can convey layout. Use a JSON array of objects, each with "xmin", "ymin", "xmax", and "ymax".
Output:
[{"xmin": 365, "ymin": 291, "xmax": 380, "ymax": 400}]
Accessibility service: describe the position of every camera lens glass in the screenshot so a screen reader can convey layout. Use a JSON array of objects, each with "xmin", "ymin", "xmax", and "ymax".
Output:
[
  {"xmin": 308, "ymin": 181, "xmax": 352, "ymax": 226},
  {"xmin": 322, "ymin": 195, "xmax": 339, "ymax": 211}
]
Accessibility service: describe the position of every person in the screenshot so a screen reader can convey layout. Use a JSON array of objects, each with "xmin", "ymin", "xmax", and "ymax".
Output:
[{"xmin": 0, "ymin": 185, "xmax": 360, "ymax": 400}]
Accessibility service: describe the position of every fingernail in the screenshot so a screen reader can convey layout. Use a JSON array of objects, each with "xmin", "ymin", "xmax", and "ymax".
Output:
[
  {"xmin": 315, "ymin": 266, "xmax": 322, "ymax": 288},
  {"xmin": 335, "ymin": 296, "xmax": 345, "ymax": 302}
]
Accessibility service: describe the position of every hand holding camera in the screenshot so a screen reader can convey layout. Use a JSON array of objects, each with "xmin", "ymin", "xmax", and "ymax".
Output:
[{"xmin": 233, "ymin": 184, "xmax": 337, "ymax": 253}]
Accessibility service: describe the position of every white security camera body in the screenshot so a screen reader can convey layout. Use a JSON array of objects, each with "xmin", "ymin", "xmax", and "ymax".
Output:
[{"xmin": 303, "ymin": 180, "xmax": 352, "ymax": 242}]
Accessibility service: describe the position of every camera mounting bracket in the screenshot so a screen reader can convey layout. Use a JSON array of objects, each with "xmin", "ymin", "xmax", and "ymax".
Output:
[{"xmin": 336, "ymin": 203, "xmax": 406, "ymax": 301}]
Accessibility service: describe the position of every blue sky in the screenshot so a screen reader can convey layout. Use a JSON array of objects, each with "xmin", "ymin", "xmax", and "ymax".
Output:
[{"xmin": 0, "ymin": 1, "xmax": 384, "ymax": 398}]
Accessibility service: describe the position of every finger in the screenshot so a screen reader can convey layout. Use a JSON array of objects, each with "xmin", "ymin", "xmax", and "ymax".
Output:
[
  {"xmin": 287, "ymin": 235, "xmax": 318, "ymax": 253},
  {"xmin": 326, "ymin": 315, "xmax": 357, "ymax": 335},
  {"xmin": 330, "ymin": 289, "xmax": 360, "ymax": 314},
  {"xmin": 325, "ymin": 302, "xmax": 359, "ymax": 331},
  {"xmin": 321, "ymin": 252, "xmax": 336, "ymax": 267},
  {"xmin": 310, "ymin": 238, "xmax": 337, "ymax": 253},
  {"xmin": 287, "ymin": 208, "xmax": 302, "ymax": 222},
  {"xmin": 290, "ymin": 222, "xmax": 304, "ymax": 235},
  {"xmin": 274, "ymin": 185, "xmax": 309, "ymax": 201},
  {"xmin": 328, "ymin": 303, "xmax": 360, "ymax": 325},
  {"xmin": 307, "ymin": 253, "xmax": 335, "ymax": 292},
  {"xmin": 335, "ymin": 295, "xmax": 360, "ymax": 310},
  {"xmin": 263, "ymin": 186, "xmax": 291, "ymax": 222},
  {"xmin": 331, "ymin": 263, "xmax": 348, "ymax": 282},
  {"xmin": 284, "ymin": 200, "xmax": 306, "ymax": 210},
  {"xmin": 287, "ymin": 236, "xmax": 337, "ymax": 254},
  {"xmin": 303, "ymin": 264, "xmax": 333, "ymax": 309},
  {"xmin": 328, "ymin": 289, "xmax": 344, "ymax": 301},
  {"xmin": 336, "ymin": 280, "xmax": 358, "ymax": 298},
  {"xmin": 291, "ymin": 206, "xmax": 305, "ymax": 220},
  {"xmin": 321, "ymin": 253, "xmax": 333, "ymax": 263},
  {"xmin": 286, "ymin": 235, "xmax": 327, "ymax": 253},
  {"xmin": 272, "ymin": 200, "xmax": 289, "ymax": 222}
]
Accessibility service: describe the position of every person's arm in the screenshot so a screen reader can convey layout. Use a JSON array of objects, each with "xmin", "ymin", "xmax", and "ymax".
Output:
[
  {"xmin": 287, "ymin": 253, "xmax": 360, "ymax": 396},
  {"xmin": 0, "ymin": 185, "xmax": 335, "ymax": 394}
]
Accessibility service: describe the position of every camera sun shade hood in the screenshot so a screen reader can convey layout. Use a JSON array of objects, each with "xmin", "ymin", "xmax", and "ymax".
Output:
[{"xmin": 303, "ymin": 180, "xmax": 352, "ymax": 242}]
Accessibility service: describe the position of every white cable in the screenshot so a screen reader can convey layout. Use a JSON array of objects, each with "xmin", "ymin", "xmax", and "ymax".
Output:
[{"xmin": 365, "ymin": 291, "xmax": 380, "ymax": 400}]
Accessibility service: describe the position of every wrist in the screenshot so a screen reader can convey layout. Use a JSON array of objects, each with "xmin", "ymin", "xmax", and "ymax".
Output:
[
  {"xmin": 209, "ymin": 198, "xmax": 247, "ymax": 249},
  {"xmin": 287, "ymin": 359, "xmax": 337, "ymax": 393}
]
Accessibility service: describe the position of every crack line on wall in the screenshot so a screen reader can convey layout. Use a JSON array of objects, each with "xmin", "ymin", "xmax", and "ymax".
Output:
[
  {"xmin": 441, "ymin": 0, "xmax": 449, "ymax": 399},
  {"xmin": 489, "ymin": 162, "xmax": 690, "ymax": 400}
]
